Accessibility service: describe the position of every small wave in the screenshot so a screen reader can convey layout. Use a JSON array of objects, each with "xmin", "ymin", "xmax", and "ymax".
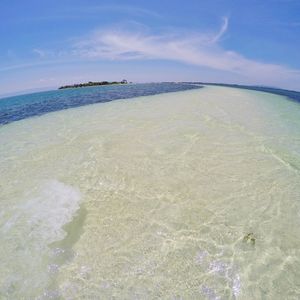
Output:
[
  {"xmin": 1, "ymin": 179, "xmax": 81, "ymax": 245},
  {"xmin": 0, "ymin": 180, "xmax": 81, "ymax": 298},
  {"xmin": 23, "ymin": 179, "xmax": 82, "ymax": 244}
]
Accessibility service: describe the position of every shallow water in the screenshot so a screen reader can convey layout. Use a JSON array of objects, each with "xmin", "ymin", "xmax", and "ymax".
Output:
[
  {"xmin": 0, "ymin": 83, "xmax": 199, "ymax": 125},
  {"xmin": 0, "ymin": 86, "xmax": 300, "ymax": 299}
]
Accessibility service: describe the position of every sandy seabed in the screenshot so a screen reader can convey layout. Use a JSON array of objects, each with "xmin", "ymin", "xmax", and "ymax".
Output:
[{"xmin": 1, "ymin": 86, "xmax": 300, "ymax": 299}]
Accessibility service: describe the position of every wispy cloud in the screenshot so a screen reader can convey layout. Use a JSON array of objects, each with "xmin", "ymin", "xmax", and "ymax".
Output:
[
  {"xmin": 2, "ymin": 17, "xmax": 300, "ymax": 90},
  {"xmin": 211, "ymin": 17, "xmax": 229, "ymax": 43},
  {"xmin": 0, "ymin": 59, "xmax": 70, "ymax": 72},
  {"xmin": 72, "ymin": 19, "xmax": 300, "ymax": 88}
]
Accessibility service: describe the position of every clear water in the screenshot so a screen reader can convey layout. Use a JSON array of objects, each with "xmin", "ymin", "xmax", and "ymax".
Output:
[
  {"xmin": 0, "ymin": 85, "xmax": 300, "ymax": 299},
  {"xmin": 0, "ymin": 83, "xmax": 199, "ymax": 125}
]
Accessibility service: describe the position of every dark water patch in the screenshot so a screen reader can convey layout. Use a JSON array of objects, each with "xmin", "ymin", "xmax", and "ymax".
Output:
[
  {"xmin": 0, "ymin": 83, "xmax": 201, "ymax": 125},
  {"xmin": 187, "ymin": 82, "xmax": 300, "ymax": 104},
  {"xmin": 50, "ymin": 205, "xmax": 87, "ymax": 265},
  {"xmin": 41, "ymin": 205, "xmax": 88, "ymax": 298}
]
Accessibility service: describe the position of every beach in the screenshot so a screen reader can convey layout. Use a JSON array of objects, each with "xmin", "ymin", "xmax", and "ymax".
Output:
[{"xmin": 1, "ymin": 85, "xmax": 300, "ymax": 299}]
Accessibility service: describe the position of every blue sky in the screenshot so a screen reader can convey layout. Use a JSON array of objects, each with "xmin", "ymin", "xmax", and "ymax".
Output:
[{"xmin": 1, "ymin": 0, "xmax": 300, "ymax": 95}]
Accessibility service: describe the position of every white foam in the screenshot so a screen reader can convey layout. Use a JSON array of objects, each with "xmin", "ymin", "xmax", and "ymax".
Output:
[
  {"xmin": 0, "ymin": 180, "xmax": 81, "ymax": 298},
  {"xmin": 22, "ymin": 179, "xmax": 81, "ymax": 244}
]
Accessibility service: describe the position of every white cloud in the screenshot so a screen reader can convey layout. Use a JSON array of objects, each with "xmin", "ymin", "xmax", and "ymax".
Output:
[
  {"xmin": 72, "ymin": 18, "xmax": 300, "ymax": 89},
  {"xmin": 211, "ymin": 17, "xmax": 229, "ymax": 43},
  {"xmin": 2, "ymin": 18, "xmax": 300, "ymax": 91}
]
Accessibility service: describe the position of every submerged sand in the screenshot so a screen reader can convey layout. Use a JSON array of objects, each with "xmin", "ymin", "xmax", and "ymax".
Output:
[{"xmin": 0, "ymin": 86, "xmax": 300, "ymax": 299}]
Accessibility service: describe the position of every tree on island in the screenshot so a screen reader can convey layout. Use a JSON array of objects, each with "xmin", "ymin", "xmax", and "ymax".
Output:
[{"xmin": 58, "ymin": 80, "xmax": 128, "ymax": 90}]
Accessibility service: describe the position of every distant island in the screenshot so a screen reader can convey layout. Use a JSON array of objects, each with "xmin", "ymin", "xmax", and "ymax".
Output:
[{"xmin": 58, "ymin": 80, "xmax": 128, "ymax": 90}]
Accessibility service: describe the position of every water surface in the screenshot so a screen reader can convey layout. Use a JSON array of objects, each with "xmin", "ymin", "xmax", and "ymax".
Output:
[
  {"xmin": 0, "ymin": 85, "xmax": 300, "ymax": 299},
  {"xmin": 0, "ymin": 83, "xmax": 199, "ymax": 125}
]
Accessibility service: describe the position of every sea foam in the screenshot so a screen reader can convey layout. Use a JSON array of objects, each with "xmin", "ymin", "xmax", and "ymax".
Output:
[
  {"xmin": 23, "ymin": 180, "xmax": 81, "ymax": 244},
  {"xmin": 0, "ymin": 180, "xmax": 81, "ymax": 298}
]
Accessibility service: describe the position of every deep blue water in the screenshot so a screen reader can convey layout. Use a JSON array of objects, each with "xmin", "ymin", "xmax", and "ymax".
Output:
[
  {"xmin": 189, "ymin": 82, "xmax": 300, "ymax": 103},
  {"xmin": 0, "ymin": 83, "xmax": 200, "ymax": 125},
  {"xmin": 2, "ymin": 82, "xmax": 299, "ymax": 126}
]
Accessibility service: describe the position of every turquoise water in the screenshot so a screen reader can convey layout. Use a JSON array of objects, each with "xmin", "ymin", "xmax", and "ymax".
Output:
[
  {"xmin": 0, "ymin": 83, "xmax": 199, "ymax": 125},
  {"xmin": 0, "ymin": 85, "xmax": 300, "ymax": 299}
]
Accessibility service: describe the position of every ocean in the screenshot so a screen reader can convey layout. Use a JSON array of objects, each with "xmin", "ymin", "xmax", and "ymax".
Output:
[
  {"xmin": 0, "ymin": 83, "xmax": 300, "ymax": 299},
  {"xmin": 0, "ymin": 83, "xmax": 199, "ymax": 125}
]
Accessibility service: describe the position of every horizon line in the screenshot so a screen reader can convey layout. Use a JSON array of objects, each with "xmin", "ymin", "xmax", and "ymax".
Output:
[{"xmin": 1, "ymin": 81, "xmax": 299, "ymax": 100}]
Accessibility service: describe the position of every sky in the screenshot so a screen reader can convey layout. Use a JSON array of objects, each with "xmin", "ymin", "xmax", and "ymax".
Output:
[{"xmin": 1, "ymin": 0, "xmax": 300, "ymax": 96}]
